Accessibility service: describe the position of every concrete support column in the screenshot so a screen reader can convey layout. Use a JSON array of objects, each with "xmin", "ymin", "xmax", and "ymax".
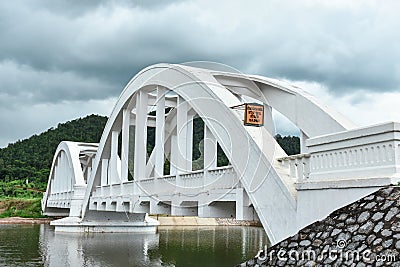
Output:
[
  {"xmin": 61, "ymin": 152, "xmax": 66, "ymax": 194},
  {"xmin": 109, "ymin": 130, "xmax": 120, "ymax": 184},
  {"xmin": 116, "ymin": 197, "xmax": 124, "ymax": 212},
  {"xmin": 176, "ymin": 97, "xmax": 193, "ymax": 173},
  {"xmin": 59, "ymin": 154, "xmax": 63, "ymax": 195},
  {"xmin": 134, "ymin": 91, "xmax": 148, "ymax": 181},
  {"xmin": 59, "ymin": 155, "xmax": 63, "ymax": 195},
  {"xmin": 53, "ymin": 164, "xmax": 58, "ymax": 193},
  {"xmin": 101, "ymin": 159, "xmax": 109, "ymax": 186},
  {"xmin": 121, "ymin": 109, "xmax": 130, "ymax": 183},
  {"xmin": 204, "ymin": 125, "xmax": 217, "ymax": 170},
  {"xmin": 198, "ymin": 204, "xmax": 211, "ymax": 218},
  {"xmin": 300, "ymin": 130, "xmax": 309, "ymax": 154},
  {"xmin": 236, "ymin": 188, "xmax": 254, "ymax": 220},
  {"xmin": 170, "ymin": 134, "xmax": 178, "ymax": 175},
  {"xmin": 155, "ymin": 86, "xmax": 166, "ymax": 177},
  {"xmin": 50, "ymin": 173, "xmax": 54, "ymax": 195},
  {"xmin": 86, "ymin": 167, "xmax": 92, "ymax": 185},
  {"xmin": 65, "ymin": 155, "xmax": 69, "ymax": 193},
  {"xmin": 67, "ymin": 162, "xmax": 72, "ymax": 193},
  {"xmin": 263, "ymin": 104, "xmax": 274, "ymax": 136},
  {"xmin": 69, "ymin": 184, "xmax": 87, "ymax": 217},
  {"xmin": 171, "ymin": 200, "xmax": 198, "ymax": 216},
  {"xmin": 150, "ymin": 199, "xmax": 171, "ymax": 215},
  {"xmin": 128, "ymin": 125, "xmax": 135, "ymax": 176},
  {"xmin": 56, "ymin": 163, "xmax": 60, "ymax": 194},
  {"xmin": 187, "ymin": 114, "xmax": 194, "ymax": 170}
]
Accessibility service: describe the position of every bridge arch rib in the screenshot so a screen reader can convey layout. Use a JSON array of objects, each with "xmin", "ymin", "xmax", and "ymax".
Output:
[{"xmin": 42, "ymin": 141, "xmax": 98, "ymax": 216}]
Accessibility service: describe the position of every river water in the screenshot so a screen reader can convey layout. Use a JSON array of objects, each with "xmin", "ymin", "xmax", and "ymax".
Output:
[{"xmin": 0, "ymin": 224, "xmax": 267, "ymax": 267}]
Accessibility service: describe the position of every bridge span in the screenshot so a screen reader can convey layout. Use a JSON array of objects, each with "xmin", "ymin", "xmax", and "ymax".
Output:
[{"xmin": 42, "ymin": 63, "xmax": 400, "ymax": 245}]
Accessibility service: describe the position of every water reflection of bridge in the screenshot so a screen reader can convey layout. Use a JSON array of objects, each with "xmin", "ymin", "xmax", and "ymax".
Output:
[{"xmin": 39, "ymin": 225, "xmax": 266, "ymax": 266}]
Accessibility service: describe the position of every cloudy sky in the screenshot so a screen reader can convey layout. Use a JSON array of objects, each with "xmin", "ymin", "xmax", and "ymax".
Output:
[{"xmin": 0, "ymin": 0, "xmax": 399, "ymax": 147}]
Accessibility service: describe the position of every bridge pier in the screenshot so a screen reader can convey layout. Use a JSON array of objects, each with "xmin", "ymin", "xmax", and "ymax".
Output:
[
  {"xmin": 235, "ymin": 188, "xmax": 256, "ymax": 221},
  {"xmin": 150, "ymin": 200, "xmax": 171, "ymax": 215},
  {"xmin": 51, "ymin": 211, "xmax": 159, "ymax": 233},
  {"xmin": 171, "ymin": 200, "xmax": 198, "ymax": 216},
  {"xmin": 198, "ymin": 201, "xmax": 236, "ymax": 218},
  {"xmin": 69, "ymin": 184, "xmax": 86, "ymax": 217}
]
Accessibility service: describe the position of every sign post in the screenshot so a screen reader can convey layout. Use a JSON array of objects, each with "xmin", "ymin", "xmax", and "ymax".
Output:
[{"xmin": 244, "ymin": 103, "xmax": 264, "ymax": 127}]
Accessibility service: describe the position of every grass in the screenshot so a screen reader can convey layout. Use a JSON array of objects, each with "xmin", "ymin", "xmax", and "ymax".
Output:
[{"xmin": 0, "ymin": 198, "xmax": 45, "ymax": 218}]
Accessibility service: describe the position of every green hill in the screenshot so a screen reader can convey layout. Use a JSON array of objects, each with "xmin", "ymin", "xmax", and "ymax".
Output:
[
  {"xmin": 0, "ymin": 114, "xmax": 299, "ymax": 198},
  {"xmin": 0, "ymin": 114, "xmax": 108, "ymax": 197}
]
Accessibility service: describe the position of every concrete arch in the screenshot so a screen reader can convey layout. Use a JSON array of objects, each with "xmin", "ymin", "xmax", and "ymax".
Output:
[
  {"xmin": 42, "ymin": 63, "xmax": 400, "ymax": 246},
  {"xmin": 81, "ymin": 63, "xmax": 353, "ymax": 243},
  {"xmin": 42, "ymin": 141, "xmax": 98, "ymax": 216}
]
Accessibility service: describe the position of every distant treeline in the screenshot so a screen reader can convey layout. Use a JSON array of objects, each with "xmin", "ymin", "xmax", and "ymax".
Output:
[
  {"xmin": 275, "ymin": 134, "xmax": 300, "ymax": 156},
  {"xmin": 0, "ymin": 114, "xmax": 299, "ymax": 198}
]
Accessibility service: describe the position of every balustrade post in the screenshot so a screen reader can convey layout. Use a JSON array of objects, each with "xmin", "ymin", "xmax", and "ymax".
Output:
[
  {"xmin": 289, "ymin": 158, "xmax": 296, "ymax": 179},
  {"xmin": 296, "ymin": 157, "xmax": 304, "ymax": 182},
  {"xmin": 303, "ymin": 156, "xmax": 310, "ymax": 179}
]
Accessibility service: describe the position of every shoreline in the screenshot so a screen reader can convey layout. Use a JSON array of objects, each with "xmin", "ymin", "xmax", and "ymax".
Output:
[
  {"xmin": 0, "ymin": 217, "xmax": 54, "ymax": 225},
  {"xmin": 150, "ymin": 216, "xmax": 262, "ymax": 227},
  {"xmin": 0, "ymin": 216, "xmax": 261, "ymax": 226}
]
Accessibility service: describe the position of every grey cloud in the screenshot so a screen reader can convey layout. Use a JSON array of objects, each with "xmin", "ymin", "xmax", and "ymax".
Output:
[
  {"xmin": 21, "ymin": 0, "xmax": 179, "ymax": 18},
  {"xmin": 0, "ymin": 97, "xmax": 116, "ymax": 147},
  {"xmin": 0, "ymin": 61, "xmax": 115, "ymax": 106},
  {"xmin": 1, "ymin": 0, "xmax": 399, "ymax": 99},
  {"xmin": 0, "ymin": 0, "xmax": 400, "ymax": 146}
]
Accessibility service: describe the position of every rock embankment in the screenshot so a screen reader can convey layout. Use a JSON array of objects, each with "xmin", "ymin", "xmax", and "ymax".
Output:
[{"xmin": 240, "ymin": 186, "xmax": 400, "ymax": 267}]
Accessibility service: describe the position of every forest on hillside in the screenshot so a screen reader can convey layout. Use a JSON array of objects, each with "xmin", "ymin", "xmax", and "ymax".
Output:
[
  {"xmin": 0, "ymin": 114, "xmax": 299, "ymax": 198},
  {"xmin": 0, "ymin": 115, "xmax": 108, "ymax": 197}
]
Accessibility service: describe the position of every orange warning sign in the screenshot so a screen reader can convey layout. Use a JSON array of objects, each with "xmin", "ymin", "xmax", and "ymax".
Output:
[{"xmin": 244, "ymin": 103, "xmax": 264, "ymax": 127}]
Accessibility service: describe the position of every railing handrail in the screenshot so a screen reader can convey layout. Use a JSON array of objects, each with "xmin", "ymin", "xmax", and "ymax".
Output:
[
  {"xmin": 207, "ymin": 165, "xmax": 233, "ymax": 172},
  {"xmin": 140, "ymin": 177, "xmax": 155, "ymax": 183},
  {"xmin": 180, "ymin": 169, "xmax": 204, "ymax": 176},
  {"xmin": 277, "ymin": 153, "xmax": 311, "ymax": 162},
  {"xmin": 157, "ymin": 174, "xmax": 176, "ymax": 180},
  {"xmin": 150, "ymin": 166, "xmax": 235, "ymax": 179}
]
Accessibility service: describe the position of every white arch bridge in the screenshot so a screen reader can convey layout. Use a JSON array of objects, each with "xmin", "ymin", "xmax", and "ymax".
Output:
[{"xmin": 42, "ymin": 63, "xmax": 400, "ymax": 245}]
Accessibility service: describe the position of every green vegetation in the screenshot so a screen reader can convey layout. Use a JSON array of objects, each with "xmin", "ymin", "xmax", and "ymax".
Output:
[
  {"xmin": 275, "ymin": 134, "xmax": 300, "ymax": 155},
  {"xmin": 0, "ymin": 198, "xmax": 44, "ymax": 218},
  {"xmin": 0, "ymin": 114, "xmax": 108, "ymax": 198},
  {"xmin": 0, "ymin": 180, "xmax": 44, "ymax": 199}
]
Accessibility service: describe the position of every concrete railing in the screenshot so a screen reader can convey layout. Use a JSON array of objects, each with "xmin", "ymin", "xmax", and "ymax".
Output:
[
  {"xmin": 90, "ymin": 166, "xmax": 238, "ymax": 200},
  {"xmin": 306, "ymin": 122, "xmax": 400, "ymax": 181},
  {"xmin": 180, "ymin": 169, "xmax": 204, "ymax": 188},
  {"xmin": 46, "ymin": 191, "xmax": 73, "ymax": 208},
  {"xmin": 207, "ymin": 165, "xmax": 238, "ymax": 188},
  {"xmin": 180, "ymin": 170, "xmax": 204, "ymax": 179},
  {"xmin": 158, "ymin": 174, "xmax": 176, "ymax": 181},
  {"xmin": 277, "ymin": 154, "xmax": 311, "ymax": 182},
  {"xmin": 208, "ymin": 165, "xmax": 234, "ymax": 175}
]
